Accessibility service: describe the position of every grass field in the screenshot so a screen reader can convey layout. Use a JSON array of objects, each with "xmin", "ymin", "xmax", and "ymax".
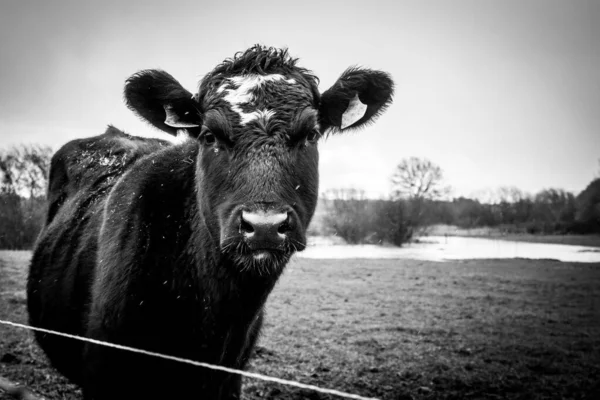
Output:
[{"xmin": 1, "ymin": 251, "xmax": 600, "ymax": 400}]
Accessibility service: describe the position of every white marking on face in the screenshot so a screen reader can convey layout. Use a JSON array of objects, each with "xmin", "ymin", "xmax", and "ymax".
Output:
[
  {"xmin": 218, "ymin": 74, "xmax": 296, "ymax": 125},
  {"xmin": 240, "ymin": 109, "xmax": 276, "ymax": 125},
  {"xmin": 242, "ymin": 211, "xmax": 288, "ymax": 227}
]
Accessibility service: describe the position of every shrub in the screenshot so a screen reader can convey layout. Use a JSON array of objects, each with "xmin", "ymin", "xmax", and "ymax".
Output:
[
  {"xmin": 0, "ymin": 193, "xmax": 46, "ymax": 249},
  {"xmin": 322, "ymin": 192, "xmax": 413, "ymax": 246}
]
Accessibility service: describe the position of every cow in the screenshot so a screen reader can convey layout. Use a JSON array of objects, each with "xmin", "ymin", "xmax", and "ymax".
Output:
[{"xmin": 27, "ymin": 45, "xmax": 394, "ymax": 400}]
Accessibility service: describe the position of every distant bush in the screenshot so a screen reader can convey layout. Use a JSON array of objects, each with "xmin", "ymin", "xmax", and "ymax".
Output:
[
  {"xmin": 574, "ymin": 178, "xmax": 600, "ymax": 233},
  {"xmin": 0, "ymin": 192, "xmax": 24, "ymax": 249},
  {"xmin": 322, "ymin": 191, "xmax": 371, "ymax": 244},
  {"xmin": 321, "ymin": 190, "xmax": 413, "ymax": 246},
  {"xmin": 0, "ymin": 143, "xmax": 51, "ymax": 249},
  {"xmin": 0, "ymin": 193, "xmax": 46, "ymax": 249},
  {"xmin": 369, "ymin": 199, "xmax": 413, "ymax": 246}
]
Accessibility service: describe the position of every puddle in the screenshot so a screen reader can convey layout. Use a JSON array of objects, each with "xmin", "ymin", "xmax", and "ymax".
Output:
[{"xmin": 295, "ymin": 236, "xmax": 600, "ymax": 263}]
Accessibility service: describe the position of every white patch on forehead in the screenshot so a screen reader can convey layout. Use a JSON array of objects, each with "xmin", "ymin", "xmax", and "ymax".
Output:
[
  {"xmin": 223, "ymin": 74, "xmax": 296, "ymax": 91},
  {"xmin": 217, "ymin": 74, "xmax": 296, "ymax": 125},
  {"xmin": 239, "ymin": 109, "xmax": 276, "ymax": 125}
]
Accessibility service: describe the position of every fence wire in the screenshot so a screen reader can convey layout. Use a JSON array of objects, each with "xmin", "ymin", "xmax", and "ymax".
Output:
[{"xmin": 0, "ymin": 318, "xmax": 380, "ymax": 400}]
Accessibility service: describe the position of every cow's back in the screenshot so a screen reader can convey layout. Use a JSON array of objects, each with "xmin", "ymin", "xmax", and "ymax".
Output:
[{"xmin": 27, "ymin": 126, "xmax": 169, "ymax": 383}]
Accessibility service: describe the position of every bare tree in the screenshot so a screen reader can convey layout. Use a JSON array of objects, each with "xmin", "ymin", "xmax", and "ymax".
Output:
[
  {"xmin": 321, "ymin": 188, "xmax": 367, "ymax": 201},
  {"xmin": 390, "ymin": 157, "xmax": 448, "ymax": 200},
  {"xmin": 534, "ymin": 188, "xmax": 575, "ymax": 219},
  {"xmin": 496, "ymin": 186, "xmax": 528, "ymax": 204},
  {"xmin": 0, "ymin": 144, "xmax": 52, "ymax": 197},
  {"xmin": 389, "ymin": 158, "xmax": 449, "ymax": 234},
  {"xmin": 575, "ymin": 177, "xmax": 600, "ymax": 233}
]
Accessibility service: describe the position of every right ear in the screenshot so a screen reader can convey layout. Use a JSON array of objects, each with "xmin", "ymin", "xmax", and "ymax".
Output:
[
  {"xmin": 318, "ymin": 67, "xmax": 394, "ymax": 133},
  {"xmin": 124, "ymin": 70, "xmax": 202, "ymax": 135}
]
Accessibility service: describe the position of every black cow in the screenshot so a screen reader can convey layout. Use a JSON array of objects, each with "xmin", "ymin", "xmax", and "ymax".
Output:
[{"xmin": 27, "ymin": 45, "xmax": 393, "ymax": 400}]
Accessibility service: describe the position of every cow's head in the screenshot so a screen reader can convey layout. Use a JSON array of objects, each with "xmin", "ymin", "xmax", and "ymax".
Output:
[{"xmin": 124, "ymin": 45, "xmax": 393, "ymax": 273}]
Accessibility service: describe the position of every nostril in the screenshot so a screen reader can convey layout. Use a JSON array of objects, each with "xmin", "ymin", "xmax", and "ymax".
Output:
[
  {"xmin": 239, "ymin": 210, "xmax": 290, "ymax": 241},
  {"xmin": 240, "ymin": 217, "xmax": 254, "ymax": 234},
  {"xmin": 277, "ymin": 215, "xmax": 292, "ymax": 235},
  {"xmin": 277, "ymin": 224, "xmax": 287, "ymax": 234}
]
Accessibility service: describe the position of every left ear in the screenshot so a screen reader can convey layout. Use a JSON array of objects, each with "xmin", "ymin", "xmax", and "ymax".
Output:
[
  {"xmin": 319, "ymin": 67, "xmax": 394, "ymax": 133},
  {"xmin": 124, "ymin": 69, "xmax": 202, "ymax": 135}
]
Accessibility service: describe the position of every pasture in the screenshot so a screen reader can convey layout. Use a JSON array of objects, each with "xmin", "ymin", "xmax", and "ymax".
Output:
[{"xmin": 1, "ymin": 251, "xmax": 600, "ymax": 399}]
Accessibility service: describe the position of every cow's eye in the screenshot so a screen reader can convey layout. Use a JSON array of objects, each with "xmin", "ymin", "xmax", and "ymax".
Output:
[
  {"xmin": 306, "ymin": 130, "xmax": 319, "ymax": 144},
  {"xmin": 203, "ymin": 132, "xmax": 216, "ymax": 145},
  {"xmin": 200, "ymin": 127, "xmax": 219, "ymax": 146}
]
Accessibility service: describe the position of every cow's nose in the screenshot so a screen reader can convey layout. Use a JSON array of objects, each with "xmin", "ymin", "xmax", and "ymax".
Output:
[{"xmin": 240, "ymin": 210, "xmax": 291, "ymax": 248}]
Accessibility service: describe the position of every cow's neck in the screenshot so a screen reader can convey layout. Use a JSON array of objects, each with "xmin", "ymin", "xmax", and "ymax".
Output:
[{"xmin": 188, "ymin": 163, "xmax": 282, "ymax": 321}]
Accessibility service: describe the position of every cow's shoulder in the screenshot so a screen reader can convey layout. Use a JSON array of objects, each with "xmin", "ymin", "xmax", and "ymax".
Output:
[
  {"xmin": 101, "ymin": 138, "xmax": 200, "ymax": 230},
  {"xmin": 93, "ymin": 140, "xmax": 200, "ymax": 300},
  {"xmin": 46, "ymin": 126, "xmax": 171, "ymax": 224}
]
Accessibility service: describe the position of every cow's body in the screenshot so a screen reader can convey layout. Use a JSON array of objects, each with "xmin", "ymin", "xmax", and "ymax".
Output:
[
  {"xmin": 27, "ymin": 46, "xmax": 393, "ymax": 399},
  {"xmin": 30, "ymin": 127, "xmax": 270, "ymax": 397}
]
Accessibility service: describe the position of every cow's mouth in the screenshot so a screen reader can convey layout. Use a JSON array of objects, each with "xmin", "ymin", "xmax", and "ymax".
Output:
[
  {"xmin": 221, "ymin": 239, "xmax": 302, "ymax": 274},
  {"xmin": 233, "ymin": 248, "xmax": 292, "ymax": 274}
]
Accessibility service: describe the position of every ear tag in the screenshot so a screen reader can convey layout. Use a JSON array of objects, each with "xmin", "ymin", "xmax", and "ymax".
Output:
[
  {"xmin": 164, "ymin": 105, "xmax": 200, "ymax": 128},
  {"xmin": 341, "ymin": 94, "xmax": 367, "ymax": 129}
]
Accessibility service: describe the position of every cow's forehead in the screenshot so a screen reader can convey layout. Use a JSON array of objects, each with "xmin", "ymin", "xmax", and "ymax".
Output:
[
  {"xmin": 207, "ymin": 73, "xmax": 315, "ymax": 127},
  {"xmin": 216, "ymin": 74, "xmax": 298, "ymax": 95}
]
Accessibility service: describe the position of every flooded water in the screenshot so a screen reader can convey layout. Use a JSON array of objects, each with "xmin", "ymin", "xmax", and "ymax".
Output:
[{"xmin": 296, "ymin": 236, "xmax": 600, "ymax": 263}]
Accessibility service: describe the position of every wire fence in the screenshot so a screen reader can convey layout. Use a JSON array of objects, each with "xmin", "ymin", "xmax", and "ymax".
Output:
[{"xmin": 0, "ymin": 318, "xmax": 380, "ymax": 400}]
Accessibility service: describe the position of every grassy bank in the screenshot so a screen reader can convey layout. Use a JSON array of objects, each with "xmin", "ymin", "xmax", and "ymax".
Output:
[
  {"xmin": 1, "ymin": 251, "xmax": 600, "ymax": 399},
  {"xmin": 425, "ymin": 225, "xmax": 600, "ymax": 248},
  {"xmin": 475, "ymin": 233, "xmax": 600, "ymax": 247}
]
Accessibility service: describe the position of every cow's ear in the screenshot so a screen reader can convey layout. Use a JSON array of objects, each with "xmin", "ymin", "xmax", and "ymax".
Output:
[
  {"xmin": 319, "ymin": 67, "xmax": 394, "ymax": 133},
  {"xmin": 124, "ymin": 70, "xmax": 202, "ymax": 135}
]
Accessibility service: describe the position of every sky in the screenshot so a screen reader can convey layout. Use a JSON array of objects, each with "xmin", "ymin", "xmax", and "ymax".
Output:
[{"xmin": 1, "ymin": 0, "xmax": 599, "ymax": 199}]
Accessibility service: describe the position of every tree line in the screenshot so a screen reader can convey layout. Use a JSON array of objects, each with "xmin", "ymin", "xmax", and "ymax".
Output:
[
  {"xmin": 1, "ymin": 146, "xmax": 599, "ymax": 249},
  {"xmin": 316, "ymin": 158, "xmax": 600, "ymax": 245}
]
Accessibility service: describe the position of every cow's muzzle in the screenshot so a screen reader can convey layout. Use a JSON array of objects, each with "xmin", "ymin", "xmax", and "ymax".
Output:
[{"xmin": 221, "ymin": 203, "xmax": 306, "ymax": 259}]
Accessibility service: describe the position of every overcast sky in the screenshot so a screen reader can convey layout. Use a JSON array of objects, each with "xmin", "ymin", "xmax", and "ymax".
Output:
[{"xmin": 1, "ymin": 0, "xmax": 598, "ymax": 199}]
